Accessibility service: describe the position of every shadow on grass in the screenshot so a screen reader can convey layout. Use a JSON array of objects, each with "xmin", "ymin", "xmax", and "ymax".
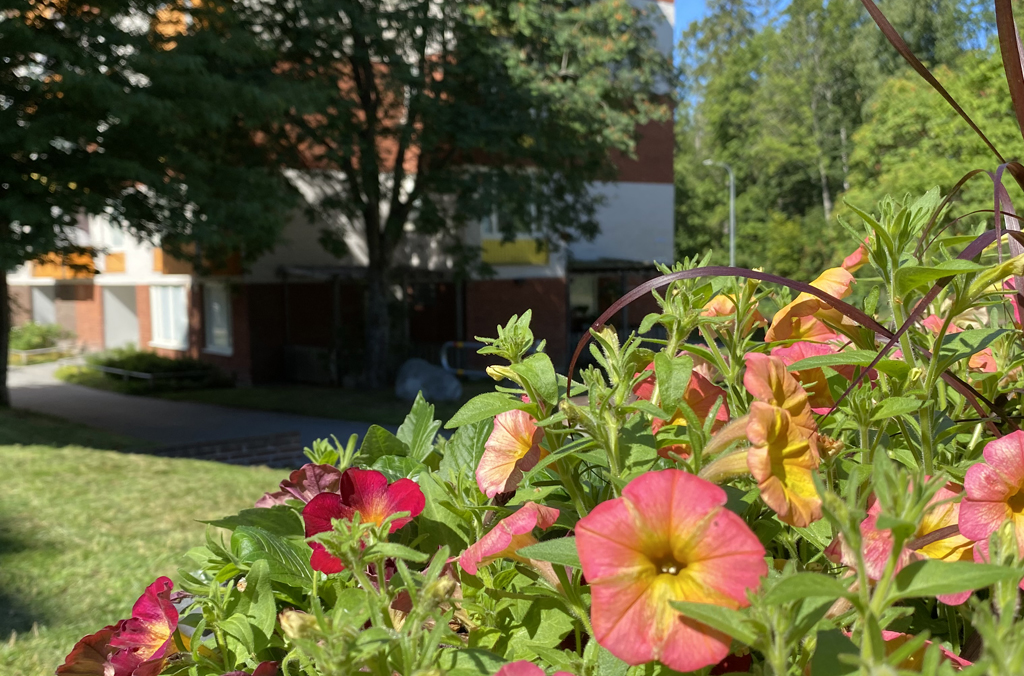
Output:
[
  {"xmin": 0, "ymin": 529, "xmax": 46, "ymax": 639},
  {"xmin": 0, "ymin": 409, "xmax": 142, "ymax": 451}
]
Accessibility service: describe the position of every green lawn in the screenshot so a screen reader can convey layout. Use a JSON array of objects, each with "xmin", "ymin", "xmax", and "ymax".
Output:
[
  {"xmin": 57, "ymin": 365, "xmax": 495, "ymax": 425},
  {"xmin": 0, "ymin": 409, "xmax": 281, "ymax": 676}
]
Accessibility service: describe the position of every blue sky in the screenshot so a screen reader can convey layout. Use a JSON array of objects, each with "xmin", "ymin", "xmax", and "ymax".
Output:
[{"xmin": 674, "ymin": 0, "xmax": 706, "ymax": 46}]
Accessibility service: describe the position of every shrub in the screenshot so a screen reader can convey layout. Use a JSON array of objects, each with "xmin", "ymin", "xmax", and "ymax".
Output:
[
  {"xmin": 9, "ymin": 322, "xmax": 69, "ymax": 351},
  {"xmin": 85, "ymin": 346, "xmax": 229, "ymax": 390},
  {"xmin": 53, "ymin": 191, "xmax": 1024, "ymax": 675}
]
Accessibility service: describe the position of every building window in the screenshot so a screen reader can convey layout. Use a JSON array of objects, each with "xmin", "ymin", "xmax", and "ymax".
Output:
[
  {"xmin": 150, "ymin": 285, "xmax": 188, "ymax": 350},
  {"xmin": 203, "ymin": 283, "xmax": 233, "ymax": 355}
]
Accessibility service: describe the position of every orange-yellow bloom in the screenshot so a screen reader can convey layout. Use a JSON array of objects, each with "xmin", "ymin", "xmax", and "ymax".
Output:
[
  {"xmin": 743, "ymin": 352, "xmax": 817, "ymax": 440},
  {"xmin": 476, "ymin": 409, "xmax": 546, "ymax": 498},
  {"xmin": 746, "ymin": 402, "xmax": 822, "ymax": 527},
  {"xmin": 576, "ymin": 470, "xmax": 767, "ymax": 673},
  {"xmin": 765, "ymin": 267, "xmax": 855, "ymax": 342}
]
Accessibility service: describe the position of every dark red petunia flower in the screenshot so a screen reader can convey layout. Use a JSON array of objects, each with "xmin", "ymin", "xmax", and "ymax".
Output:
[
  {"xmin": 302, "ymin": 468, "xmax": 425, "ymax": 574},
  {"xmin": 57, "ymin": 577, "xmax": 178, "ymax": 676}
]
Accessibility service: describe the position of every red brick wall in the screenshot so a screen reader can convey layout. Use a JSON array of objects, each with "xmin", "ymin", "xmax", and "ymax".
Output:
[
  {"xmin": 466, "ymin": 278, "xmax": 567, "ymax": 366},
  {"xmin": 9, "ymin": 286, "xmax": 31, "ymax": 326},
  {"xmin": 69, "ymin": 283, "xmax": 103, "ymax": 350},
  {"xmin": 136, "ymin": 285, "xmax": 152, "ymax": 348},
  {"xmin": 610, "ymin": 119, "xmax": 674, "ymax": 184}
]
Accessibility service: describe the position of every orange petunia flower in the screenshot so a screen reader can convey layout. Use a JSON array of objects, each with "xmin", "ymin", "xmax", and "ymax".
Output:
[
  {"xmin": 476, "ymin": 409, "xmax": 546, "ymax": 498},
  {"xmin": 765, "ymin": 267, "xmax": 855, "ymax": 342},
  {"xmin": 746, "ymin": 402, "xmax": 822, "ymax": 527}
]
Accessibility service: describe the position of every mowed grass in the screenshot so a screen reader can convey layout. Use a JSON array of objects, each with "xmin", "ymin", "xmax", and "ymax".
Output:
[{"xmin": 0, "ymin": 409, "xmax": 281, "ymax": 676}]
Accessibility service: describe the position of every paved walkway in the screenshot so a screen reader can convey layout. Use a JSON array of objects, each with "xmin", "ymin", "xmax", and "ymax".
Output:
[{"xmin": 9, "ymin": 361, "xmax": 379, "ymax": 449}]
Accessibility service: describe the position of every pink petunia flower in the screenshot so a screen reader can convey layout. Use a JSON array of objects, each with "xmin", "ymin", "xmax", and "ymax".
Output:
[
  {"xmin": 960, "ymin": 431, "xmax": 1024, "ymax": 549},
  {"xmin": 746, "ymin": 402, "xmax": 822, "ymax": 527},
  {"xmin": 57, "ymin": 577, "xmax": 179, "ymax": 676},
  {"xmin": 459, "ymin": 502, "xmax": 560, "ymax": 584},
  {"xmin": 846, "ymin": 482, "xmax": 975, "ymax": 605},
  {"xmin": 256, "ymin": 463, "xmax": 343, "ymax": 507},
  {"xmin": 880, "ymin": 631, "xmax": 972, "ymax": 671},
  {"xmin": 476, "ymin": 410, "xmax": 546, "ymax": 498},
  {"xmin": 493, "ymin": 661, "xmax": 574, "ymax": 676},
  {"xmin": 575, "ymin": 470, "xmax": 767, "ymax": 673},
  {"xmin": 302, "ymin": 468, "xmax": 425, "ymax": 574},
  {"xmin": 920, "ymin": 315, "xmax": 997, "ymax": 373}
]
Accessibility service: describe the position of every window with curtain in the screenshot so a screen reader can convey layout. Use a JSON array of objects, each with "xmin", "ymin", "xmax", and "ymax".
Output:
[
  {"xmin": 203, "ymin": 283, "xmax": 232, "ymax": 354},
  {"xmin": 149, "ymin": 285, "xmax": 188, "ymax": 349}
]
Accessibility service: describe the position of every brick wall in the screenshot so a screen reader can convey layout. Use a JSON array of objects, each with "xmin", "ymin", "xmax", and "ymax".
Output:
[
  {"xmin": 9, "ymin": 286, "xmax": 30, "ymax": 326},
  {"xmin": 136, "ymin": 285, "xmax": 152, "ymax": 348},
  {"xmin": 59, "ymin": 283, "xmax": 103, "ymax": 350},
  {"xmin": 466, "ymin": 277, "xmax": 567, "ymax": 365}
]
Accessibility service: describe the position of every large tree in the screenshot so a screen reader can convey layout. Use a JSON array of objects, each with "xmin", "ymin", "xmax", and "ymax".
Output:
[
  {"xmin": 213, "ymin": 0, "xmax": 674, "ymax": 387},
  {"xmin": 0, "ymin": 0, "xmax": 297, "ymax": 405},
  {"xmin": 674, "ymin": 0, "xmax": 995, "ymax": 280}
]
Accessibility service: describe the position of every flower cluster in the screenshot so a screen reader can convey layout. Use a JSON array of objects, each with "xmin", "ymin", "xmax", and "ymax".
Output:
[{"xmin": 59, "ymin": 202, "xmax": 1024, "ymax": 676}]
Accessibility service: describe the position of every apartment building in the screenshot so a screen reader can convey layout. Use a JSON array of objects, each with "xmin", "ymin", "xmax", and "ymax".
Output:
[{"xmin": 8, "ymin": 0, "xmax": 675, "ymax": 384}]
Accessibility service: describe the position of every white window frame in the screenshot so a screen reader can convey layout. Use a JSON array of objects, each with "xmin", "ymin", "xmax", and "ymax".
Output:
[
  {"xmin": 149, "ymin": 284, "xmax": 189, "ymax": 351},
  {"xmin": 202, "ymin": 282, "xmax": 233, "ymax": 356}
]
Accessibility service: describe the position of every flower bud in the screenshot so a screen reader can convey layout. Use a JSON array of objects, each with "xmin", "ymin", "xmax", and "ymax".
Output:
[{"xmin": 279, "ymin": 610, "xmax": 318, "ymax": 641}]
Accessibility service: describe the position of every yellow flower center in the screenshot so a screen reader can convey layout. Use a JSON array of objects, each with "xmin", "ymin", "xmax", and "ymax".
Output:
[
  {"xmin": 651, "ymin": 553, "xmax": 689, "ymax": 577},
  {"xmin": 1008, "ymin": 489, "xmax": 1024, "ymax": 517}
]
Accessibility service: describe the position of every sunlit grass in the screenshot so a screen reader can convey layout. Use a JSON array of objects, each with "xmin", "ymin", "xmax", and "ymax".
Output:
[{"xmin": 0, "ymin": 409, "xmax": 281, "ymax": 676}]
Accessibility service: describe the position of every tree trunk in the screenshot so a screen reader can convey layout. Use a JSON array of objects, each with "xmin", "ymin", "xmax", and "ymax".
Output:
[
  {"xmin": 0, "ymin": 272, "xmax": 11, "ymax": 408},
  {"xmin": 363, "ymin": 266, "xmax": 391, "ymax": 389}
]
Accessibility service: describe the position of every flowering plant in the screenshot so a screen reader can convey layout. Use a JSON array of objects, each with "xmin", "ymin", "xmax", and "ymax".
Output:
[{"xmin": 55, "ymin": 188, "xmax": 1024, "ymax": 676}]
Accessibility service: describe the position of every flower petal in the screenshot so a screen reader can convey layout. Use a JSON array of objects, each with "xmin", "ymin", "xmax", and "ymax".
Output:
[
  {"xmin": 981, "ymin": 431, "xmax": 1024, "ymax": 490},
  {"xmin": 109, "ymin": 577, "xmax": 177, "ymax": 663},
  {"xmin": 476, "ymin": 410, "xmax": 545, "ymax": 498},
  {"xmin": 384, "ymin": 478, "xmax": 426, "ymax": 532},
  {"xmin": 459, "ymin": 502, "xmax": 559, "ymax": 575},
  {"xmin": 56, "ymin": 623, "xmax": 121, "ymax": 676}
]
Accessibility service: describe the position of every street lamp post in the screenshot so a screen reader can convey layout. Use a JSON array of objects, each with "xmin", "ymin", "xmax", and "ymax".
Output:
[{"xmin": 703, "ymin": 159, "xmax": 736, "ymax": 267}]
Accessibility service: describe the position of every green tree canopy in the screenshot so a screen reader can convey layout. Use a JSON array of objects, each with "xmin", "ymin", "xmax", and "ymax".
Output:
[{"xmin": 200, "ymin": 0, "xmax": 675, "ymax": 386}]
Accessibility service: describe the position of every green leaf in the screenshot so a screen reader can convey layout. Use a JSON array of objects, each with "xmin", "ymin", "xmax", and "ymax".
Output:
[
  {"xmin": 937, "ymin": 329, "xmax": 1007, "ymax": 370},
  {"xmin": 762, "ymin": 573, "xmax": 854, "ymax": 606},
  {"xmin": 203, "ymin": 506, "xmax": 304, "ymax": 537},
  {"xmin": 516, "ymin": 537, "xmax": 581, "ymax": 569},
  {"xmin": 445, "ymin": 392, "xmax": 526, "ymax": 429},
  {"xmin": 510, "ymin": 352, "xmax": 558, "ymax": 404},
  {"xmin": 668, "ymin": 601, "xmax": 759, "ymax": 647},
  {"xmin": 359, "ymin": 425, "xmax": 408, "ymax": 463},
  {"xmin": 372, "ymin": 454, "xmax": 426, "ymax": 482},
  {"xmin": 894, "ymin": 259, "xmax": 986, "ymax": 297},
  {"xmin": 871, "ymin": 396, "xmax": 921, "ymax": 421},
  {"xmin": 397, "ymin": 392, "xmax": 442, "ymax": 462},
  {"xmin": 439, "ymin": 419, "xmax": 490, "ymax": 484},
  {"xmin": 787, "ymin": 349, "xmax": 880, "ymax": 371},
  {"xmin": 416, "ymin": 474, "xmax": 472, "ymax": 552},
  {"xmin": 891, "ymin": 560, "xmax": 1022, "ymax": 601},
  {"xmin": 239, "ymin": 559, "xmax": 275, "ymax": 648},
  {"xmin": 437, "ymin": 648, "xmax": 506, "ymax": 676},
  {"xmin": 220, "ymin": 612, "xmax": 256, "ymax": 659},
  {"xmin": 371, "ymin": 542, "xmax": 430, "ymax": 563},
  {"xmin": 230, "ymin": 526, "xmax": 313, "ymax": 587},
  {"xmin": 810, "ymin": 628, "xmax": 858, "ymax": 676},
  {"xmin": 653, "ymin": 352, "xmax": 693, "ymax": 413}
]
